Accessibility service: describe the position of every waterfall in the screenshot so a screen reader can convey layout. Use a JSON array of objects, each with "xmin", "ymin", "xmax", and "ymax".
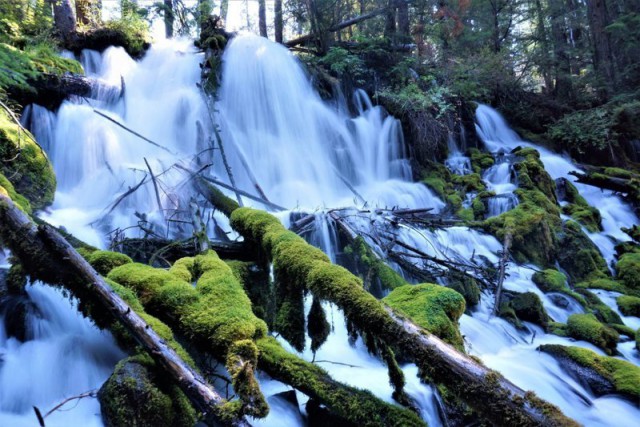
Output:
[{"xmin": 10, "ymin": 35, "xmax": 640, "ymax": 426}]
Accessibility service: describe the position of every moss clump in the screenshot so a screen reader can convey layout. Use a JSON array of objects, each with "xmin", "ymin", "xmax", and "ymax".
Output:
[
  {"xmin": 472, "ymin": 196, "xmax": 486, "ymax": 219},
  {"xmin": 500, "ymin": 292, "xmax": 549, "ymax": 328},
  {"xmin": 575, "ymin": 289, "xmax": 623, "ymax": 325},
  {"xmin": 344, "ymin": 236, "xmax": 406, "ymax": 293},
  {"xmin": 617, "ymin": 295, "xmax": 640, "ymax": 317},
  {"xmin": 562, "ymin": 203, "xmax": 602, "ymax": 233},
  {"xmin": 98, "ymin": 356, "xmax": 196, "ymax": 427},
  {"xmin": 483, "ymin": 188, "xmax": 560, "ymax": 266},
  {"xmin": 468, "ymin": 148, "xmax": 495, "ymax": 174},
  {"xmin": 87, "ymin": 250, "xmax": 133, "ymax": 275},
  {"xmin": 0, "ymin": 108, "xmax": 56, "ymax": 209},
  {"xmin": 539, "ymin": 344, "xmax": 640, "ymax": 401},
  {"xmin": 512, "ymin": 147, "xmax": 558, "ymax": 203},
  {"xmin": 532, "ymin": 269, "xmax": 567, "ymax": 293},
  {"xmin": 557, "ymin": 221, "xmax": 609, "ymax": 282},
  {"xmin": 383, "ymin": 284, "xmax": 466, "ymax": 349},
  {"xmin": 566, "ymin": 314, "xmax": 619, "ymax": 354},
  {"xmin": 307, "ymin": 297, "xmax": 330, "ymax": 353},
  {"xmin": 451, "ymin": 172, "xmax": 486, "ymax": 193},
  {"xmin": 446, "ymin": 271, "xmax": 481, "ymax": 307},
  {"xmin": 0, "ymin": 171, "xmax": 31, "ymax": 213},
  {"xmin": 108, "ymin": 263, "xmax": 179, "ymax": 306},
  {"xmin": 617, "ymin": 252, "xmax": 640, "ymax": 290}
]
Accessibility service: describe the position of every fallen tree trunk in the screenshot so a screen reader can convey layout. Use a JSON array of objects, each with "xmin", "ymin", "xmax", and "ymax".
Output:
[
  {"xmin": 0, "ymin": 194, "xmax": 244, "ymax": 426},
  {"xmin": 286, "ymin": 7, "xmax": 388, "ymax": 47},
  {"xmin": 27, "ymin": 73, "xmax": 123, "ymax": 105},
  {"xmin": 568, "ymin": 171, "xmax": 639, "ymax": 197},
  {"xmin": 229, "ymin": 207, "xmax": 578, "ymax": 426}
]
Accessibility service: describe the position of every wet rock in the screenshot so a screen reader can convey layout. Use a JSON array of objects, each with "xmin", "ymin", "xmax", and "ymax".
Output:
[{"xmin": 0, "ymin": 294, "xmax": 40, "ymax": 342}]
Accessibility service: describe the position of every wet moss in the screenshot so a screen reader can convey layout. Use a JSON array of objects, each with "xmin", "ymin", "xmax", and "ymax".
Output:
[
  {"xmin": 616, "ymin": 252, "xmax": 640, "ymax": 290},
  {"xmin": 0, "ymin": 171, "xmax": 31, "ymax": 213},
  {"xmin": 511, "ymin": 147, "xmax": 558, "ymax": 203},
  {"xmin": 344, "ymin": 236, "xmax": 406, "ymax": 293},
  {"xmin": 507, "ymin": 292, "xmax": 549, "ymax": 329},
  {"xmin": 451, "ymin": 172, "xmax": 486, "ymax": 193},
  {"xmin": 557, "ymin": 221, "xmax": 609, "ymax": 282},
  {"xmin": 226, "ymin": 260, "xmax": 274, "ymax": 324},
  {"xmin": 468, "ymin": 148, "xmax": 495, "ymax": 173},
  {"xmin": 575, "ymin": 289, "xmax": 623, "ymax": 325},
  {"xmin": 566, "ymin": 314, "xmax": 619, "ymax": 354},
  {"xmin": 0, "ymin": 108, "xmax": 56, "ymax": 209},
  {"xmin": 562, "ymin": 203, "xmax": 602, "ymax": 233},
  {"xmin": 446, "ymin": 271, "xmax": 481, "ymax": 307},
  {"xmin": 539, "ymin": 344, "xmax": 640, "ymax": 401},
  {"xmin": 616, "ymin": 295, "xmax": 640, "ymax": 317},
  {"xmin": 383, "ymin": 284, "xmax": 466, "ymax": 350},
  {"xmin": 87, "ymin": 250, "xmax": 133, "ymax": 276},
  {"xmin": 68, "ymin": 19, "xmax": 151, "ymax": 58},
  {"xmin": 307, "ymin": 297, "xmax": 330, "ymax": 353},
  {"xmin": 98, "ymin": 355, "xmax": 196, "ymax": 427},
  {"xmin": 532, "ymin": 269, "xmax": 567, "ymax": 293},
  {"xmin": 256, "ymin": 336, "xmax": 425, "ymax": 426}
]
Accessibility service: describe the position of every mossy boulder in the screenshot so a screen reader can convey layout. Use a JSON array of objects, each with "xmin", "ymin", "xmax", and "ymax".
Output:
[
  {"xmin": 468, "ymin": 148, "xmax": 494, "ymax": 174},
  {"xmin": 511, "ymin": 147, "xmax": 558, "ymax": 203},
  {"xmin": 344, "ymin": 236, "xmax": 406, "ymax": 295},
  {"xmin": 617, "ymin": 295, "xmax": 640, "ymax": 317},
  {"xmin": 616, "ymin": 252, "xmax": 640, "ymax": 290},
  {"xmin": 539, "ymin": 344, "xmax": 640, "ymax": 401},
  {"xmin": 532, "ymin": 269, "xmax": 567, "ymax": 293},
  {"xmin": 383, "ymin": 284, "xmax": 466, "ymax": 349},
  {"xmin": 566, "ymin": 314, "xmax": 619, "ymax": 354},
  {"xmin": 0, "ymin": 108, "xmax": 55, "ymax": 210},
  {"xmin": 562, "ymin": 203, "xmax": 602, "ymax": 233},
  {"xmin": 87, "ymin": 250, "xmax": 133, "ymax": 276},
  {"xmin": 499, "ymin": 291, "xmax": 549, "ymax": 329},
  {"xmin": 446, "ymin": 271, "xmax": 481, "ymax": 307},
  {"xmin": 98, "ymin": 356, "xmax": 196, "ymax": 427},
  {"xmin": 557, "ymin": 221, "xmax": 609, "ymax": 282}
]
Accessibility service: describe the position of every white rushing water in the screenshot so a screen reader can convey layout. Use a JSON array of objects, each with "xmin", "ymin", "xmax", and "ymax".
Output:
[
  {"xmin": 0, "ymin": 283, "xmax": 124, "ymax": 426},
  {"xmin": 8, "ymin": 34, "xmax": 639, "ymax": 426}
]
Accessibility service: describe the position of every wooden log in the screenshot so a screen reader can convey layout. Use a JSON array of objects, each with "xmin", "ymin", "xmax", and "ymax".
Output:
[
  {"xmin": 230, "ymin": 207, "xmax": 578, "ymax": 427},
  {"xmin": 568, "ymin": 170, "xmax": 637, "ymax": 195},
  {"xmin": 492, "ymin": 233, "xmax": 513, "ymax": 316},
  {"xmin": 0, "ymin": 194, "xmax": 246, "ymax": 427},
  {"xmin": 33, "ymin": 73, "xmax": 122, "ymax": 101}
]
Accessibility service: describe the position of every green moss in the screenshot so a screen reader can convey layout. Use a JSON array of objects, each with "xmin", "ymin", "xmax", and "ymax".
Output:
[
  {"xmin": 609, "ymin": 323, "xmax": 636, "ymax": 338},
  {"xmin": 98, "ymin": 356, "xmax": 196, "ymax": 427},
  {"xmin": 345, "ymin": 236, "xmax": 406, "ymax": 293},
  {"xmin": 225, "ymin": 339, "xmax": 269, "ymax": 418},
  {"xmin": 603, "ymin": 167, "xmax": 635, "ymax": 179},
  {"xmin": 566, "ymin": 314, "xmax": 619, "ymax": 354},
  {"xmin": 557, "ymin": 221, "xmax": 609, "ymax": 282},
  {"xmin": 512, "ymin": 147, "xmax": 558, "ymax": 203},
  {"xmin": 509, "ymin": 292, "xmax": 549, "ymax": 328},
  {"xmin": 548, "ymin": 322, "xmax": 568, "ymax": 337},
  {"xmin": 575, "ymin": 289, "xmax": 623, "ymax": 325},
  {"xmin": 539, "ymin": 345, "xmax": 640, "ymax": 401},
  {"xmin": 561, "ymin": 180, "xmax": 588, "ymax": 206},
  {"xmin": 108, "ymin": 263, "xmax": 178, "ymax": 305},
  {"xmin": 468, "ymin": 148, "xmax": 494, "ymax": 173},
  {"xmin": 256, "ymin": 336, "xmax": 424, "ymax": 426},
  {"xmin": 0, "ymin": 108, "xmax": 56, "ymax": 209},
  {"xmin": 69, "ymin": 19, "xmax": 150, "ymax": 58},
  {"xmin": 562, "ymin": 203, "xmax": 602, "ymax": 233},
  {"xmin": 483, "ymin": 188, "xmax": 560, "ymax": 266},
  {"xmin": 451, "ymin": 173, "xmax": 486, "ymax": 193},
  {"xmin": 617, "ymin": 252, "xmax": 640, "ymax": 290},
  {"xmin": 87, "ymin": 250, "xmax": 133, "ymax": 275},
  {"xmin": 307, "ymin": 297, "xmax": 330, "ymax": 353},
  {"xmin": 446, "ymin": 271, "xmax": 481, "ymax": 307},
  {"xmin": 617, "ymin": 295, "xmax": 640, "ymax": 317},
  {"xmin": 456, "ymin": 207, "xmax": 474, "ymax": 221},
  {"xmin": 532, "ymin": 269, "xmax": 567, "ymax": 293},
  {"xmin": 0, "ymin": 171, "xmax": 31, "ymax": 213},
  {"xmin": 383, "ymin": 284, "xmax": 466, "ymax": 349},
  {"xmin": 472, "ymin": 197, "xmax": 486, "ymax": 219}
]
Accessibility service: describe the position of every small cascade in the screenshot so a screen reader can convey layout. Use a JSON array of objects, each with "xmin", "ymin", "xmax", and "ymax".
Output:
[
  {"xmin": 444, "ymin": 132, "xmax": 472, "ymax": 175},
  {"xmin": 0, "ymin": 283, "xmax": 124, "ymax": 427}
]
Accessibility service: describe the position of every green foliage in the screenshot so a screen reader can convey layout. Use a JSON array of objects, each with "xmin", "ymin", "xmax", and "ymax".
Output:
[
  {"xmin": 540, "ymin": 345, "xmax": 640, "ymax": 401},
  {"xmin": 383, "ymin": 284, "xmax": 466, "ymax": 349},
  {"xmin": 319, "ymin": 47, "xmax": 367, "ymax": 84},
  {"xmin": 547, "ymin": 107, "xmax": 616, "ymax": 154},
  {"xmin": 566, "ymin": 314, "xmax": 619, "ymax": 354}
]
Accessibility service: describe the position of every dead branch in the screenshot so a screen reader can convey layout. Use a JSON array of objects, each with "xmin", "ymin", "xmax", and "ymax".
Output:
[
  {"xmin": 492, "ymin": 233, "xmax": 513, "ymax": 316},
  {"xmin": 93, "ymin": 109, "xmax": 175, "ymax": 155}
]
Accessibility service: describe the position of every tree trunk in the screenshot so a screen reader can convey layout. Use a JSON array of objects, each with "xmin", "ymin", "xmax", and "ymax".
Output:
[
  {"xmin": 0, "ymin": 194, "xmax": 245, "ymax": 427},
  {"xmin": 586, "ymin": 0, "xmax": 616, "ymax": 95},
  {"xmin": 397, "ymin": 0, "xmax": 410, "ymax": 39},
  {"xmin": 258, "ymin": 0, "xmax": 268, "ymax": 38},
  {"xmin": 274, "ymin": 0, "xmax": 283, "ymax": 43},
  {"xmin": 549, "ymin": 0, "xmax": 573, "ymax": 99},
  {"xmin": 164, "ymin": 0, "xmax": 174, "ymax": 38},
  {"xmin": 76, "ymin": 0, "xmax": 101, "ymax": 27},
  {"xmin": 384, "ymin": 0, "xmax": 396, "ymax": 38},
  {"xmin": 198, "ymin": 0, "xmax": 213, "ymax": 32},
  {"xmin": 49, "ymin": 0, "xmax": 76, "ymax": 42}
]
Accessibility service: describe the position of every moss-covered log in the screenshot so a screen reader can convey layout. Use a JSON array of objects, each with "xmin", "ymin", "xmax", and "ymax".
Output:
[
  {"xmin": 106, "ymin": 252, "xmax": 424, "ymax": 425},
  {"xmin": 0, "ymin": 194, "xmax": 244, "ymax": 426},
  {"xmin": 229, "ymin": 207, "xmax": 577, "ymax": 426}
]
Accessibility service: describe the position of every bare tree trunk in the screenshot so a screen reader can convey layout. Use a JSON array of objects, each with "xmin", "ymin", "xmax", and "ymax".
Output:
[
  {"xmin": 164, "ymin": 0, "xmax": 174, "ymax": 38},
  {"xmin": 397, "ymin": 0, "xmax": 410, "ymax": 38},
  {"xmin": 274, "ymin": 0, "xmax": 283, "ymax": 42},
  {"xmin": 49, "ymin": 0, "xmax": 76, "ymax": 41},
  {"xmin": 587, "ymin": 0, "xmax": 616, "ymax": 95},
  {"xmin": 258, "ymin": 0, "xmax": 268, "ymax": 37}
]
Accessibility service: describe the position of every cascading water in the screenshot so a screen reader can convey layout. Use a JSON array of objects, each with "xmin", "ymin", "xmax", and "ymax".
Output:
[
  {"xmin": 482, "ymin": 153, "xmax": 519, "ymax": 217},
  {"xmin": 9, "ymin": 33, "xmax": 639, "ymax": 426},
  {"xmin": 444, "ymin": 132, "xmax": 472, "ymax": 176}
]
